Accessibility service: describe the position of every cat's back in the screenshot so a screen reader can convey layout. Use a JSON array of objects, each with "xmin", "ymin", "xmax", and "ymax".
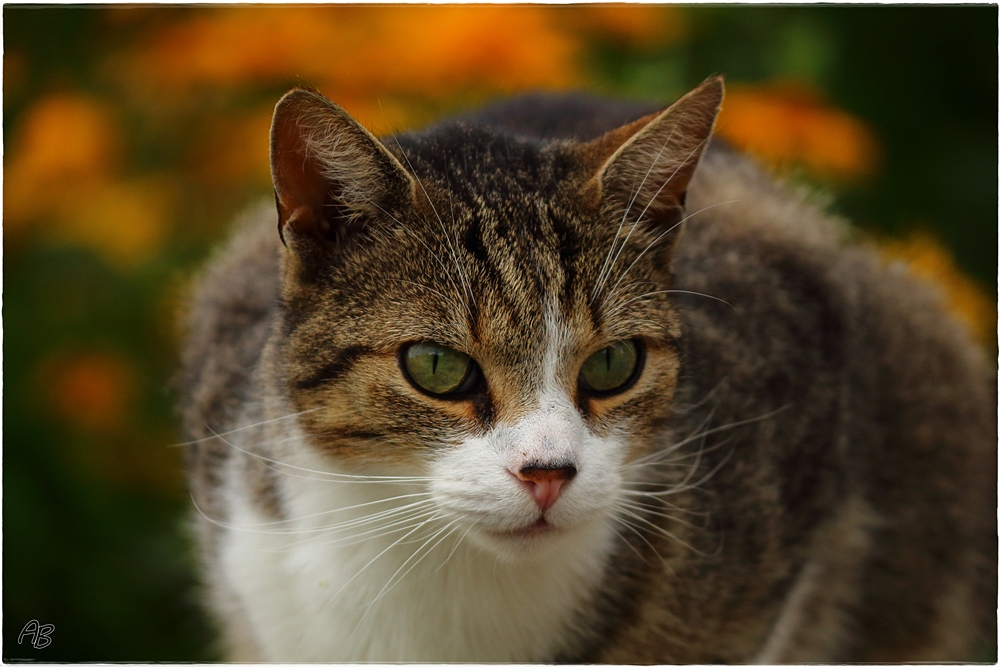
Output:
[{"xmin": 672, "ymin": 149, "xmax": 996, "ymax": 660}]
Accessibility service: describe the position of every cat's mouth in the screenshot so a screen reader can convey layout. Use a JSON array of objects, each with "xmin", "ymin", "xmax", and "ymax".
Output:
[{"xmin": 489, "ymin": 517, "xmax": 554, "ymax": 539}]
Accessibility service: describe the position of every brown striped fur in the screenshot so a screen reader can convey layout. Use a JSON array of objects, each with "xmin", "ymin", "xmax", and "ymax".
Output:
[{"xmin": 180, "ymin": 77, "xmax": 996, "ymax": 662}]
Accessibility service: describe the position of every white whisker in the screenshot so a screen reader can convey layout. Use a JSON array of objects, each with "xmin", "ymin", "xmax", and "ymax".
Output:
[
  {"xmin": 594, "ymin": 124, "xmax": 680, "ymax": 300},
  {"xmin": 612, "ymin": 515, "xmax": 675, "ymax": 574},
  {"xmin": 623, "ymin": 404, "xmax": 790, "ymax": 471},
  {"xmin": 172, "ymin": 408, "xmax": 322, "ymax": 447},
  {"xmin": 294, "ymin": 511, "xmax": 444, "ymax": 654},
  {"xmin": 389, "ymin": 139, "xmax": 476, "ymax": 314},
  {"xmin": 626, "ymin": 440, "xmax": 737, "ymax": 499},
  {"xmin": 605, "ymin": 199, "xmax": 741, "ymax": 305},
  {"xmin": 604, "ymin": 288, "xmax": 736, "ymax": 321},
  {"xmin": 615, "ymin": 505, "xmax": 708, "ymax": 557},
  {"xmin": 205, "ymin": 426, "xmax": 433, "ymax": 484},
  {"xmin": 278, "ymin": 507, "xmax": 443, "ymax": 552},
  {"xmin": 371, "ymin": 201, "xmax": 474, "ymax": 323}
]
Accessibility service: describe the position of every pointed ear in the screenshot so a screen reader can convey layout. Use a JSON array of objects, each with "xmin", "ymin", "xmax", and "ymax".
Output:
[
  {"xmin": 269, "ymin": 89, "xmax": 414, "ymax": 252},
  {"xmin": 581, "ymin": 76, "xmax": 723, "ymax": 229}
]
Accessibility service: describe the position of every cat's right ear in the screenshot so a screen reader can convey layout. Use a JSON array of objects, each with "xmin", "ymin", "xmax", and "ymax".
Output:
[
  {"xmin": 270, "ymin": 89, "xmax": 415, "ymax": 257},
  {"xmin": 578, "ymin": 76, "xmax": 723, "ymax": 235}
]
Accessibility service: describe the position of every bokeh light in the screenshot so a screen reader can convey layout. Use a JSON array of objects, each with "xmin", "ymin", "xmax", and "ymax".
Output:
[{"xmin": 4, "ymin": 5, "xmax": 995, "ymax": 661}]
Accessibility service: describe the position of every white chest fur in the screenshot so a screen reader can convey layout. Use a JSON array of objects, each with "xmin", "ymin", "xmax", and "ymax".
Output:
[{"xmin": 218, "ymin": 451, "xmax": 616, "ymax": 662}]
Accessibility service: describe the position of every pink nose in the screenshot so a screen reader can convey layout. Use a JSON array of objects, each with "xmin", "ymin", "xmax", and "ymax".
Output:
[{"xmin": 516, "ymin": 465, "xmax": 577, "ymax": 512}]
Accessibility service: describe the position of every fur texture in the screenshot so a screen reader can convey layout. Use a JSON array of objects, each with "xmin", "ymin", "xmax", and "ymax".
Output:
[{"xmin": 179, "ymin": 79, "xmax": 996, "ymax": 662}]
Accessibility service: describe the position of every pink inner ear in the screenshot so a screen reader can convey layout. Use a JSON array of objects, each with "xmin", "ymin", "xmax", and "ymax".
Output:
[
  {"xmin": 270, "ymin": 101, "xmax": 330, "ymax": 241},
  {"xmin": 267, "ymin": 89, "xmax": 415, "ymax": 251},
  {"xmin": 586, "ymin": 76, "xmax": 724, "ymax": 219}
]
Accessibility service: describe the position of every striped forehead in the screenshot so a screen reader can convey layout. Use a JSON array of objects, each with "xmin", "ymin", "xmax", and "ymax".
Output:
[{"xmin": 438, "ymin": 199, "xmax": 584, "ymax": 421}]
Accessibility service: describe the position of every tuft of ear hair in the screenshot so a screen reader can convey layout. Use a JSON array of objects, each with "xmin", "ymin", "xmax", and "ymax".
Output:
[
  {"xmin": 269, "ymin": 88, "xmax": 415, "ymax": 254},
  {"xmin": 581, "ymin": 75, "xmax": 724, "ymax": 231}
]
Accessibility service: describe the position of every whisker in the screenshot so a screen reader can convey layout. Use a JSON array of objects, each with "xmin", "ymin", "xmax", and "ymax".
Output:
[
  {"xmin": 250, "ymin": 456, "xmax": 423, "ymax": 487},
  {"xmin": 378, "ymin": 100, "xmax": 473, "ymax": 311},
  {"xmin": 274, "ymin": 500, "xmax": 438, "ymax": 540},
  {"xmin": 192, "ymin": 492, "xmax": 435, "ymax": 540},
  {"xmin": 615, "ymin": 498, "xmax": 705, "ymax": 530},
  {"xmin": 365, "ymin": 519, "xmax": 460, "ymax": 609},
  {"xmin": 277, "ymin": 507, "xmax": 443, "ymax": 552},
  {"xmin": 615, "ymin": 491, "xmax": 707, "ymax": 517},
  {"xmin": 294, "ymin": 511, "xmax": 443, "ymax": 654},
  {"xmin": 232, "ymin": 492, "xmax": 435, "ymax": 530},
  {"xmin": 615, "ymin": 505, "xmax": 709, "ymax": 557},
  {"xmin": 623, "ymin": 404, "xmax": 790, "ymax": 471},
  {"xmin": 206, "ymin": 426, "xmax": 433, "ymax": 484},
  {"xmin": 388, "ymin": 136, "xmax": 475, "ymax": 314},
  {"xmin": 624, "ymin": 405, "xmax": 719, "ymax": 470},
  {"xmin": 605, "ymin": 199, "xmax": 742, "ymax": 304},
  {"xmin": 627, "ymin": 440, "xmax": 737, "ymax": 499},
  {"xmin": 612, "ymin": 515, "xmax": 675, "ymax": 575},
  {"xmin": 609, "ymin": 523, "xmax": 651, "ymax": 564},
  {"xmin": 171, "ymin": 408, "xmax": 322, "ymax": 447},
  {"xmin": 626, "ymin": 436, "xmax": 736, "ymax": 485},
  {"xmin": 371, "ymin": 201, "xmax": 473, "ymax": 323},
  {"xmin": 343, "ymin": 520, "xmax": 461, "ymax": 645},
  {"xmin": 657, "ymin": 435, "xmax": 735, "ymax": 464},
  {"xmin": 390, "ymin": 279, "xmax": 467, "ymax": 316},
  {"xmin": 432, "ymin": 524, "xmax": 472, "ymax": 574},
  {"xmin": 604, "ymin": 288, "xmax": 736, "ymax": 322},
  {"xmin": 594, "ymin": 124, "xmax": 680, "ymax": 300}
]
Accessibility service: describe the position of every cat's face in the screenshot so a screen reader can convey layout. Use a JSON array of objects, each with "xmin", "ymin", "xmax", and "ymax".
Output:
[{"xmin": 269, "ymin": 80, "xmax": 721, "ymax": 559}]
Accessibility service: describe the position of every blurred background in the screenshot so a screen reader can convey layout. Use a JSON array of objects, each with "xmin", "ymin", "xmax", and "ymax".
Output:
[{"xmin": 3, "ymin": 5, "xmax": 996, "ymax": 661}]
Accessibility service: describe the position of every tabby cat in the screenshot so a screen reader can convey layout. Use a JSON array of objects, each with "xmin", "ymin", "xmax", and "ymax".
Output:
[{"xmin": 180, "ymin": 77, "xmax": 996, "ymax": 662}]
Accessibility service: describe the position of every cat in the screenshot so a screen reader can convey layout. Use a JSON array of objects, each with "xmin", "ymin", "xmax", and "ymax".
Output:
[{"xmin": 179, "ymin": 76, "xmax": 997, "ymax": 662}]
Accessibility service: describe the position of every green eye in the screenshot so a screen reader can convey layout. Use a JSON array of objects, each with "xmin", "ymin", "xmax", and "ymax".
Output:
[
  {"xmin": 403, "ymin": 342, "xmax": 474, "ymax": 395},
  {"xmin": 579, "ymin": 340, "xmax": 640, "ymax": 393}
]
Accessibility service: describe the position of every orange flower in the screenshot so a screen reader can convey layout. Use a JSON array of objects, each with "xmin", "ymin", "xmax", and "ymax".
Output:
[
  {"xmin": 37, "ymin": 349, "xmax": 186, "ymax": 492},
  {"xmin": 716, "ymin": 81, "xmax": 880, "ymax": 182},
  {"xmin": 4, "ymin": 92, "xmax": 174, "ymax": 268},
  {"xmin": 562, "ymin": 4, "xmax": 686, "ymax": 50},
  {"xmin": 4, "ymin": 93, "xmax": 120, "ymax": 229},
  {"xmin": 348, "ymin": 6, "xmax": 580, "ymax": 95},
  {"xmin": 121, "ymin": 6, "xmax": 581, "ymax": 100},
  {"xmin": 877, "ymin": 230, "xmax": 995, "ymax": 348},
  {"xmin": 45, "ymin": 351, "xmax": 135, "ymax": 433},
  {"xmin": 191, "ymin": 106, "xmax": 274, "ymax": 189}
]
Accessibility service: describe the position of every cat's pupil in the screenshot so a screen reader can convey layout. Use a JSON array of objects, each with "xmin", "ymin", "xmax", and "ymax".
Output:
[
  {"xmin": 403, "ymin": 342, "xmax": 473, "ymax": 396},
  {"xmin": 579, "ymin": 340, "xmax": 640, "ymax": 394}
]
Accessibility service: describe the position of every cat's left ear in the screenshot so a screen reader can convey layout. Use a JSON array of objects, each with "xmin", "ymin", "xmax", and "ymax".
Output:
[
  {"xmin": 270, "ymin": 88, "xmax": 415, "ymax": 255},
  {"xmin": 581, "ymin": 75, "xmax": 723, "ymax": 229}
]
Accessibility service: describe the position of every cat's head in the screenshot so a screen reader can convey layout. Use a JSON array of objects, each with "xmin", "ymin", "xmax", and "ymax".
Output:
[{"xmin": 269, "ymin": 78, "xmax": 722, "ymax": 560}]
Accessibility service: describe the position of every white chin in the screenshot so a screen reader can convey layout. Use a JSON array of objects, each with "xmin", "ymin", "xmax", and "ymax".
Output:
[{"xmin": 467, "ymin": 518, "xmax": 592, "ymax": 562}]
